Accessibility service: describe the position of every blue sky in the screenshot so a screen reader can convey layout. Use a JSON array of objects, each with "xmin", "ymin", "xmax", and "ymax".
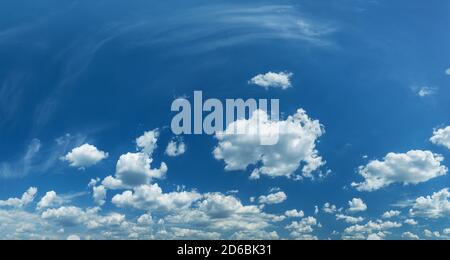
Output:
[{"xmin": 0, "ymin": 0, "xmax": 449, "ymax": 240}]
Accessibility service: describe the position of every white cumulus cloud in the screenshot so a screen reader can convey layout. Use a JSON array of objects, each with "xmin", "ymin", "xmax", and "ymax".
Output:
[
  {"xmin": 0, "ymin": 187, "xmax": 37, "ymax": 208},
  {"xmin": 61, "ymin": 144, "xmax": 108, "ymax": 169},
  {"xmin": 92, "ymin": 186, "xmax": 107, "ymax": 206},
  {"xmin": 348, "ymin": 198, "xmax": 367, "ymax": 213},
  {"xmin": 111, "ymin": 130, "xmax": 168, "ymax": 188},
  {"xmin": 409, "ymin": 188, "xmax": 450, "ymax": 219},
  {"xmin": 214, "ymin": 109, "xmax": 325, "ymax": 179},
  {"xmin": 352, "ymin": 150, "xmax": 447, "ymax": 192},
  {"xmin": 37, "ymin": 191, "xmax": 64, "ymax": 210},
  {"xmin": 430, "ymin": 126, "xmax": 450, "ymax": 150},
  {"xmin": 136, "ymin": 130, "xmax": 159, "ymax": 155},
  {"xmin": 116, "ymin": 152, "xmax": 168, "ymax": 187}
]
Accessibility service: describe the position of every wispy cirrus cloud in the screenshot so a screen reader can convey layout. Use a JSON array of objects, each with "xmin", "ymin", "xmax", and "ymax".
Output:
[{"xmin": 128, "ymin": 4, "xmax": 337, "ymax": 54}]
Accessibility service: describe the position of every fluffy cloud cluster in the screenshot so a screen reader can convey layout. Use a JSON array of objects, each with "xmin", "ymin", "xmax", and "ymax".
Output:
[
  {"xmin": 402, "ymin": 232, "xmax": 420, "ymax": 240},
  {"xmin": 0, "ymin": 208, "xmax": 49, "ymax": 239},
  {"xmin": 409, "ymin": 188, "xmax": 450, "ymax": 219},
  {"xmin": 321, "ymin": 200, "xmax": 366, "ymax": 224},
  {"xmin": 4, "ymin": 121, "xmax": 449, "ymax": 240},
  {"xmin": 41, "ymin": 206, "xmax": 125, "ymax": 229},
  {"xmin": 0, "ymin": 187, "xmax": 37, "ymax": 208},
  {"xmin": 353, "ymin": 150, "xmax": 447, "ymax": 192},
  {"xmin": 336, "ymin": 214, "xmax": 364, "ymax": 224},
  {"xmin": 214, "ymin": 109, "xmax": 325, "ymax": 179},
  {"xmin": 343, "ymin": 220, "xmax": 402, "ymax": 240},
  {"xmin": 112, "ymin": 183, "xmax": 201, "ymax": 212},
  {"xmin": 430, "ymin": 126, "xmax": 450, "ymax": 150},
  {"xmin": 49, "ymin": 129, "xmax": 282, "ymax": 239},
  {"xmin": 163, "ymin": 193, "xmax": 281, "ymax": 236},
  {"xmin": 42, "ymin": 206, "xmax": 94, "ymax": 226},
  {"xmin": 424, "ymin": 229, "xmax": 441, "ymax": 239},
  {"xmin": 249, "ymin": 72, "xmax": 293, "ymax": 90},
  {"xmin": 115, "ymin": 189, "xmax": 282, "ymax": 238},
  {"xmin": 61, "ymin": 144, "xmax": 108, "ymax": 169},
  {"xmin": 0, "ymin": 188, "xmax": 158, "ymax": 240},
  {"xmin": 286, "ymin": 216, "xmax": 319, "ymax": 240}
]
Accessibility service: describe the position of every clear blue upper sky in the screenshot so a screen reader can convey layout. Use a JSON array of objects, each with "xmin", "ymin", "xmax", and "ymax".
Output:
[{"xmin": 0, "ymin": 0, "xmax": 449, "ymax": 240}]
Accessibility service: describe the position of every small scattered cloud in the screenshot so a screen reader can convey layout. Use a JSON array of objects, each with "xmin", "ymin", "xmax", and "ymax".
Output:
[
  {"xmin": 414, "ymin": 86, "xmax": 437, "ymax": 97},
  {"xmin": 285, "ymin": 209, "xmax": 304, "ymax": 218},
  {"xmin": 323, "ymin": 203, "xmax": 338, "ymax": 214},
  {"xmin": 249, "ymin": 72, "xmax": 293, "ymax": 90},
  {"xmin": 382, "ymin": 210, "xmax": 401, "ymax": 219},
  {"xmin": 67, "ymin": 235, "xmax": 81, "ymax": 240},
  {"xmin": 348, "ymin": 198, "xmax": 367, "ymax": 213},
  {"xmin": 258, "ymin": 191, "xmax": 287, "ymax": 205},
  {"xmin": 404, "ymin": 219, "xmax": 418, "ymax": 226},
  {"xmin": 402, "ymin": 232, "xmax": 420, "ymax": 240},
  {"xmin": 336, "ymin": 214, "xmax": 364, "ymax": 224},
  {"xmin": 136, "ymin": 130, "xmax": 159, "ymax": 156},
  {"xmin": 165, "ymin": 139, "xmax": 187, "ymax": 157}
]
